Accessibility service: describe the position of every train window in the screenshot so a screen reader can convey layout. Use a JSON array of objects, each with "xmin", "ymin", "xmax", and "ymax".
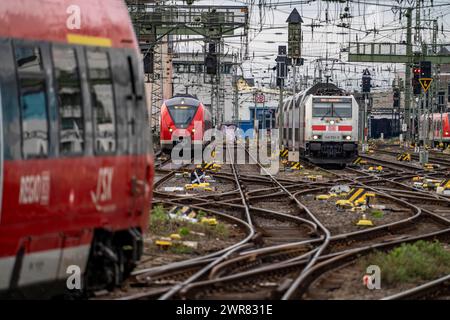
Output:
[
  {"xmin": 312, "ymin": 102, "xmax": 352, "ymax": 118},
  {"xmin": 15, "ymin": 46, "xmax": 43, "ymax": 73},
  {"xmin": 53, "ymin": 47, "xmax": 84, "ymax": 155},
  {"xmin": 19, "ymin": 77, "xmax": 49, "ymax": 158},
  {"xmin": 86, "ymin": 50, "xmax": 117, "ymax": 154},
  {"xmin": 167, "ymin": 105, "xmax": 198, "ymax": 127},
  {"xmin": 15, "ymin": 44, "xmax": 49, "ymax": 158}
]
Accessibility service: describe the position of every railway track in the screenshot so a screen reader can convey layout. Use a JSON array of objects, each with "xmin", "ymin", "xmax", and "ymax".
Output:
[{"xmin": 101, "ymin": 144, "xmax": 450, "ymax": 300}]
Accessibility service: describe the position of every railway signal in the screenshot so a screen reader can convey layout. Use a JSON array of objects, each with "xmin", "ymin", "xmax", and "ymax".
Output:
[
  {"xmin": 412, "ymin": 64, "xmax": 422, "ymax": 95},
  {"xmin": 393, "ymin": 88, "xmax": 400, "ymax": 108},
  {"xmin": 418, "ymin": 61, "xmax": 433, "ymax": 93},
  {"xmin": 362, "ymin": 69, "xmax": 371, "ymax": 93},
  {"xmin": 205, "ymin": 42, "xmax": 218, "ymax": 75}
]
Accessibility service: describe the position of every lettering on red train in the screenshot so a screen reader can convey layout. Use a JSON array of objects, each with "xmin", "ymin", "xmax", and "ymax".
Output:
[
  {"xmin": 90, "ymin": 167, "xmax": 115, "ymax": 212},
  {"xmin": 18, "ymin": 172, "xmax": 51, "ymax": 205}
]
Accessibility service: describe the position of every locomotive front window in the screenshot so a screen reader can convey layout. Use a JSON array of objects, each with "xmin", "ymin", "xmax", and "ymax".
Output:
[
  {"xmin": 312, "ymin": 102, "xmax": 352, "ymax": 118},
  {"xmin": 167, "ymin": 105, "xmax": 198, "ymax": 128}
]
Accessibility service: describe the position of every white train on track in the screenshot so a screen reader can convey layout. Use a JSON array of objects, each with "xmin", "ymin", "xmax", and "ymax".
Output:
[{"xmin": 277, "ymin": 83, "xmax": 359, "ymax": 166}]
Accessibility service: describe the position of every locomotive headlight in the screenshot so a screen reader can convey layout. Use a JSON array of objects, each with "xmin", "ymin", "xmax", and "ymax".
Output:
[
  {"xmin": 192, "ymin": 128, "xmax": 196, "ymax": 133},
  {"xmin": 313, "ymin": 135, "xmax": 319, "ymax": 140},
  {"xmin": 329, "ymin": 120, "xmax": 335, "ymax": 125},
  {"xmin": 169, "ymin": 127, "xmax": 173, "ymax": 132},
  {"xmin": 345, "ymin": 135, "xmax": 352, "ymax": 140}
]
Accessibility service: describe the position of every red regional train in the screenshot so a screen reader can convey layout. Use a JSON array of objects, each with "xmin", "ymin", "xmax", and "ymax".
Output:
[
  {"xmin": 0, "ymin": 0, "xmax": 153, "ymax": 298},
  {"xmin": 160, "ymin": 94, "xmax": 212, "ymax": 153},
  {"xmin": 419, "ymin": 112, "xmax": 450, "ymax": 147}
]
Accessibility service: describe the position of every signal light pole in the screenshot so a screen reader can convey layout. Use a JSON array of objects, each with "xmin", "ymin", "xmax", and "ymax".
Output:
[
  {"xmin": 286, "ymin": 8, "xmax": 303, "ymax": 162},
  {"xmin": 361, "ymin": 69, "xmax": 371, "ymax": 153}
]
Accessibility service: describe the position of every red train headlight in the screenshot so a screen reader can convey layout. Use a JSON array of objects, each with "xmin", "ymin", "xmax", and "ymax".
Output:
[
  {"xmin": 192, "ymin": 128, "xmax": 196, "ymax": 133},
  {"xmin": 169, "ymin": 127, "xmax": 173, "ymax": 132}
]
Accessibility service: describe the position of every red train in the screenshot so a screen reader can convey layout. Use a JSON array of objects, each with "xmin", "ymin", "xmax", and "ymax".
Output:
[
  {"xmin": 160, "ymin": 94, "xmax": 212, "ymax": 153},
  {"xmin": 420, "ymin": 112, "xmax": 450, "ymax": 146},
  {"xmin": 0, "ymin": 0, "xmax": 153, "ymax": 298}
]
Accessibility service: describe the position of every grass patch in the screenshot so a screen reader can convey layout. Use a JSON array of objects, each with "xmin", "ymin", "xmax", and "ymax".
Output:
[
  {"xmin": 197, "ymin": 210, "xmax": 207, "ymax": 220},
  {"xmin": 150, "ymin": 205, "xmax": 170, "ymax": 233},
  {"xmin": 149, "ymin": 205, "xmax": 230, "ymax": 240},
  {"xmin": 214, "ymin": 223, "xmax": 229, "ymax": 238},
  {"xmin": 179, "ymin": 227, "xmax": 190, "ymax": 236},
  {"xmin": 361, "ymin": 240, "xmax": 450, "ymax": 285},
  {"xmin": 370, "ymin": 210, "xmax": 384, "ymax": 219},
  {"xmin": 170, "ymin": 244, "xmax": 194, "ymax": 254}
]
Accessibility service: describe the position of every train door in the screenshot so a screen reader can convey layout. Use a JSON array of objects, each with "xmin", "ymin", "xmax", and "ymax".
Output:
[{"xmin": 124, "ymin": 53, "xmax": 146, "ymax": 213}]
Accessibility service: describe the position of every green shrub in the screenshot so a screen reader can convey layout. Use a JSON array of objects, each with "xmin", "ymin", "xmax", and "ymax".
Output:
[
  {"xmin": 179, "ymin": 227, "xmax": 190, "ymax": 236},
  {"xmin": 371, "ymin": 210, "xmax": 384, "ymax": 219},
  {"xmin": 170, "ymin": 244, "xmax": 193, "ymax": 254},
  {"xmin": 361, "ymin": 240, "xmax": 450, "ymax": 285},
  {"xmin": 150, "ymin": 205, "xmax": 169, "ymax": 232}
]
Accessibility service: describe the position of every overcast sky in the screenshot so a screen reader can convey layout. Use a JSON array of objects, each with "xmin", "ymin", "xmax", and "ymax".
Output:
[{"xmin": 170, "ymin": 0, "xmax": 450, "ymax": 92}]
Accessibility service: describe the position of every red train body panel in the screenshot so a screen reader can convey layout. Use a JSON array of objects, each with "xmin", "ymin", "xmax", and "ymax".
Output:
[
  {"xmin": 0, "ymin": 0, "xmax": 153, "ymax": 297},
  {"xmin": 160, "ymin": 95, "xmax": 212, "ymax": 152},
  {"xmin": 419, "ymin": 113, "xmax": 450, "ymax": 145}
]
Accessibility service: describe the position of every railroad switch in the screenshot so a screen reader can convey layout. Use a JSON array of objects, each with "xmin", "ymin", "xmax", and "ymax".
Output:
[
  {"xmin": 155, "ymin": 239, "xmax": 172, "ymax": 249},
  {"xmin": 170, "ymin": 234, "xmax": 182, "ymax": 240},
  {"xmin": 200, "ymin": 162, "xmax": 221, "ymax": 172},
  {"xmin": 184, "ymin": 183, "xmax": 212, "ymax": 191},
  {"xmin": 437, "ymin": 179, "xmax": 450, "ymax": 195},
  {"xmin": 353, "ymin": 192, "xmax": 375, "ymax": 207},
  {"xmin": 201, "ymin": 217, "xmax": 218, "ymax": 226},
  {"xmin": 367, "ymin": 166, "xmax": 383, "ymax": 173},
  {"xmin": 351, "ymin": 157, "xmax": 368, "ymax": 166},
  {"xmin": 171, "ymin": 206, "xmax": 194, "ymax": 216},
  {"xmin": 290, "ymin": 162, "xmax": 303, "ymax": 170},
  {"xmin": 336, "ymin": 188, "xmax": 365, "ymax": 208},
  {"xmin": 168, "ymin": 206, "xmax": 198, "ymax": 223},
  {"xmin": 336, "ymin": 188, "xmax": 376, "ymax": 209},
  {"xmin": 315, "ymin": 194, "xmax": 334, "ymax": 201},
  {"xmin": 423, "ymin": 163, "xmax": 439, "ymax": 170},
  {"xmin": 356, "ymin": 214, "xmax": 374, "ymax": 226},
  {"xmin": 397, "ymin": 153, "xmax": 411, "ymax": 162}
]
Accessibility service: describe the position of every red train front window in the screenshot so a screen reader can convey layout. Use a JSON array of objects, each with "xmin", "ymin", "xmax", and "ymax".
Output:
[{"xmin": 167, "ymin": 105, "xmax": 198, "ymax": 128}]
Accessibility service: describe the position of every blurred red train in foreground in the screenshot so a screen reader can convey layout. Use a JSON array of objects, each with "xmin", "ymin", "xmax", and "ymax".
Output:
[
  {"xmin": 160, "ymin": 94, "xmax": 212, "ymax": 153},
  {"xmin": 419, "ymin": 112, "xmax": 450, "ymax": 147},
  {"xmin": 0, "ymin": 0, "xmax": 153, "ymax": 298}
]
